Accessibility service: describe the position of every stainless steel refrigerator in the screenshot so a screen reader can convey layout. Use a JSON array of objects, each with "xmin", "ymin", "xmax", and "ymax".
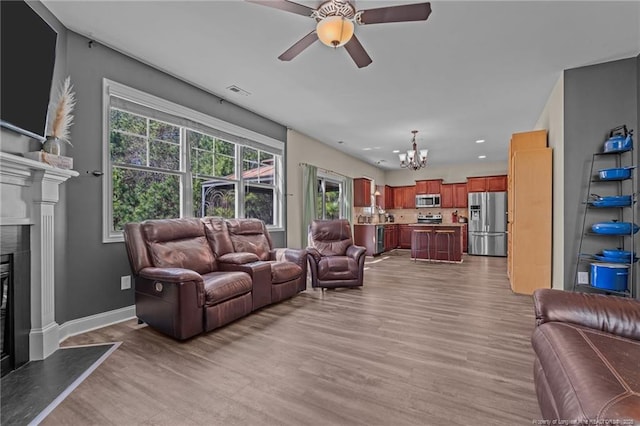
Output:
[{"xmin": 468, "ymin": 191, "xmax": 507, "ymax": 256}]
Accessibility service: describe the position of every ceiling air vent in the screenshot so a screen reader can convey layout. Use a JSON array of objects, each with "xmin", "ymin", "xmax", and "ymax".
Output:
[{"xmin": 226, "ymin": 85, "xmax": 251, "ymax": 96}]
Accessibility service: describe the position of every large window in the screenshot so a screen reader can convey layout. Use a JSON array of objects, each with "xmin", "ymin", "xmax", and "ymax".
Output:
[
  {"xmin": 317, "ymin": 176, "xmax": 343, "ymax": 220},
  {"xmin": 103, "ymin": 80, "xmax": 283, "ymax": 242}
]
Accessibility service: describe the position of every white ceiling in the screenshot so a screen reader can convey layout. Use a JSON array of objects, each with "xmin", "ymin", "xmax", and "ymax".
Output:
[{"xmin": 42, "ymin": 1, "xmax": 640, "ymax": 169}]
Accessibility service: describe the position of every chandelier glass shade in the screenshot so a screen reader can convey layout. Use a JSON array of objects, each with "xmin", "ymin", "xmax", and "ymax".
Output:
[
  {"xmin": 316, "ymin": 16, "xmax": 355, "ymax": 47},
  {"xmin": 399, "ymin": 130, "xmax": 428, "ymax": 170}
]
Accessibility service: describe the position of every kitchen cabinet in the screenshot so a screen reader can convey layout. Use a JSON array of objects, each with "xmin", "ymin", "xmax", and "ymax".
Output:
[
  {"xmin": 462, "ymin": 223, "xmax": 468, "ymax": 253},
  {"xmin": 354, "ymin": 224, "xmax": 384, "ymax": 256},
  {"xmin": 415, "ymin": 179, "xmax": 442, "ymax": 195},
  {"xmin": 410, "ymin": 225, "xmax": 463, "ymax": 262},
  {"xmin": 441, "ymin": 183, "xmax": 468, "ymax": 208},
  {"xmin": 398, "ymin": 224, "xmax": 413, "ymax": 249},
  {"xmin": 454, "ymin": 183, "xmax": 468, "ymax": 208},
  {"xmin": 508, "ymin": 130, "xmax": 551, "ymax": 295},
  {"xmin": 384, "ymin": 224, "xmax": 398, "ymax": 251},
  {"xmin": 393, "ymin": 186, "xmax": 415, "ymax": 209},
  {"xmin": 467, "ymin": 175, "xmax": 507, "ymax": 192},
  {"xmin": 384, "ymin": 185, "xmax": 394, "ymax": 209},
  {"xmin": 354, "ymin": 178, "xmax": 372, "ymax": 207}
]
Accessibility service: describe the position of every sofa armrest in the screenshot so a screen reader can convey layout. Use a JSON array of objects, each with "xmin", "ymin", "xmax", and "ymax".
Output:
[
  {"xmin": 533, "ymin": 288, "xmax": 640, "ymax": 341},
  {"xmin": 219, "ymin": 261, "xmax": 272, "ymax": 310},
  {"xmin": 306, "ymin": 247, "xmax": 321, "ymax": 264},
  {"xmin": 271, "ymin": 248, "xmax": 307, "ymax": 267},
  {"xmin": 139, "ymin": 267, "xmax": 202, "ymax": 283},
  {"xmin": 218, "ymin": 252, "xmax": 260, "ymax": 265},
  {"xmin": 346, "ymin": 245, "xmax": 366, "ymax": 261}
]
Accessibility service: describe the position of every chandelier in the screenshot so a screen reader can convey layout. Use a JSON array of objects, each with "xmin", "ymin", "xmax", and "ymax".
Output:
[{"xmin": 399, "ymin": 130, "xmax": 428, "ymax": 170}]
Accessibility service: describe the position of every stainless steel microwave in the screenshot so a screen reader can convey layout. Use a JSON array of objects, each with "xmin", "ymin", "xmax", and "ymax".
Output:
[{"xmin": 416, "ymin": 194, "xmax": 441, "ymax": 208}]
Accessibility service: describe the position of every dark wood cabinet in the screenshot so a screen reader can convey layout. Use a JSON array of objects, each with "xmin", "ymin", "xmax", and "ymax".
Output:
[
  {"xmin": 487, "ymin": 175, "xmax": 507, "ymax": 192},
  {"xmin": 453, "ymin": 183, "xmax": 468, "ymax": 208},
  {"xmin": 442, "ymin": 183, "xmax": 467, "ymax": 208},
  {"xmin": 415, "ymin": 179, "xmax": 442, "ymax": 194},
  {"xmin": 354, "ymin": 178, "xmax": 372, "ymax": 207},
  {"xmin": 467, "ymin": 175, "xmax": 507, "ymax": 193},
  {"xmin": 462, "ymin": 223, "xmax": 468, "ymax": 253},
  {"xmin": 403, "ymin": 186, "xmax": 416, "ymax": 208},
  {"xmin": 384, "ymin": 185, "xmax": 394, "ymax": 209},
  {"xmin": 354, "ymin": 225, "xmax": 375, "ymax": 256},
  {"xmin": 398, "ymin": 224, "xmax": 413, "ymax": 249},
  {"xmin": 440, "ymin": 184, "xmax": 454, "ymax": 208},
  {"xmin": 384, "ymin": 224, "xmax": 398, "ymax": 251}
]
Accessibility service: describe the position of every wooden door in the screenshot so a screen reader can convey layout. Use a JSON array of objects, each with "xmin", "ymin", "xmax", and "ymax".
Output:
[
  {"xmin": 440, "ymin": 184, "xmax": 454, "ymax": 208},
  {"xmin": 399, "ymin": 225, "xmax": 412, "ymax": 249},
  {"xmin": 453, "ymin": 183, "xmax": 468, "ymax": 208},
  {"xmin": 415, "ymin": 180, "xmax": 428, "ymax": 194},
  {"xmin": 394, "ymin": 187, "xmax": 403, "ymax": 209}
]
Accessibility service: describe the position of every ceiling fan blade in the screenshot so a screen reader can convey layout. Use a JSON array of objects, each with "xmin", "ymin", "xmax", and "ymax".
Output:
[
  {"xmin": 359, "ymin": 2, "xmax": 432, "ymax": 25},
  {"xmin": 245, "ymin": 0, "xmax": 315, "ymax": 17},
  {"xmin": 344, "ymin": 34, "xmax": 372, "ymax": 68},
  {"xmin": 278, "ymin": 31, "xmax": 318, "ymax": 61}
]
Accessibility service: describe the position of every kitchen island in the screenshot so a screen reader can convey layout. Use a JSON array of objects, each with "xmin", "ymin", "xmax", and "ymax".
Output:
[{"xmin": 409, "ymin": 224, "xmax": 464, "ymax": 263}]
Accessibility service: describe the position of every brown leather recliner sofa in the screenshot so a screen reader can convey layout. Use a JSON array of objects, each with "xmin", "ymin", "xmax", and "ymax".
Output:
[
  {"xmin": 124, "ymin": 217, "xmax": 307, "ymax": 340},
  {"xmin": 531, "ymin": 289, "xmax": 640, "ymax": 423}
]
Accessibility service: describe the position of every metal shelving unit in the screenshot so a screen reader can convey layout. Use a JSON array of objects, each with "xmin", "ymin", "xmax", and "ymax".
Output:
[{"xmin": 572, "ymin": 143, "xmax": 637, "ymax": 298}]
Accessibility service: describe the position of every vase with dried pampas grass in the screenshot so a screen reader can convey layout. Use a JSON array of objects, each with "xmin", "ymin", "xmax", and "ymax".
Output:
[{"xmin": 43, "ymin": 76, "xmax": 76, "ymax": 155}]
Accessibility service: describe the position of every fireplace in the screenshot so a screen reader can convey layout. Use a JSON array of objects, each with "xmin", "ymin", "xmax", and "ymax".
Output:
[
  {"xmin": 0, "ymin": 226, "xmax": 30, "ymax": 377},
  {"xmin": 0, "ymin": 151, "xmax": 77, "ymax": 366}
]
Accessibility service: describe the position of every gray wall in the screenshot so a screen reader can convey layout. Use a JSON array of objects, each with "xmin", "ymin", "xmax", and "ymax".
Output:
[
  {"xmin": 60, "ymin": 31, "xmax": 286, "ymax": 322},
  {"xmin": 564, "ymin": 57, "xmax": 639, "ymax": 297}
]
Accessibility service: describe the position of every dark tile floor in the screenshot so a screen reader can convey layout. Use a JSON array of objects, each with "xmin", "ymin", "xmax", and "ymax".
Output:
[{"xmin": 1, "ymin": 343, "xmax": 118, "ymax": 425}]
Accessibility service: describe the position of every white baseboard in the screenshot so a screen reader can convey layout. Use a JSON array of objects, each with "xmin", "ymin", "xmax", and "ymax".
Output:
[{"xmin": 58, "ymin": 305, "xmax": 136, "ymax": 343}]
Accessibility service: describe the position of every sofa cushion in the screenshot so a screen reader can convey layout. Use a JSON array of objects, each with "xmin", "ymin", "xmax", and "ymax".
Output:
[
  {"xmin": 225, "ymin": 219, "xmax": 271, "ymax": 261},
  {"xmin": 532, "ymin": 321, "xmax": 640, "ymax": 422},
  {"xmin": 317, "ymin": 257, "xmax": 358, "ymax": 281},
  {"xmin": 142, "ymin": 218, "xmax": 215, "ymax": 274},
  {"xmin": 269, "ymin": 261, "xmax": 302, "ymax": 284},
  {"xmin": 203, "ymin": 217, "xmax": 235, "ymax": 256},
  {"xmin": 201, "ymin": 271, "xmax": 252, "ymax": 306}
]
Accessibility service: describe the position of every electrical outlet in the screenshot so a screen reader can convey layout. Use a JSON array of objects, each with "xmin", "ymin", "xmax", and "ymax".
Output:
[
  {"xmin": 578, "ymin": 272, "xmax": 589, "ymax": 285},
  {"xmin": 120, "ymin": 275, "xmax": 131, "ymax": 290}
]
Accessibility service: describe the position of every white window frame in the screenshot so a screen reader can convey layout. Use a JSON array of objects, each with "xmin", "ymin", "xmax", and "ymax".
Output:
[{"xmin": 102, "ymin": 79, "xmax": 284, "ymax": 243}]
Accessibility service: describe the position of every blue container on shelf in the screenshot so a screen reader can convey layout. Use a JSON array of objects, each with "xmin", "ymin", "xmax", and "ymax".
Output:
[
  {"xmin": 591, "ymin": 221, "xmax": 640, "ymax": 235},
  {"xmin": 590, "ymin": 263, "xmax": 628, "ymax": 291},
  {"xmin": 598, "ymin": 166, "xmax": 635, "ymax": 180},
  {"xmin": 603, "ymin": 125, "xmax": 633, "ymax": 153},
  {"xmin": 589, "ymin": 195, "xmax": 632, "ymax": 207}
]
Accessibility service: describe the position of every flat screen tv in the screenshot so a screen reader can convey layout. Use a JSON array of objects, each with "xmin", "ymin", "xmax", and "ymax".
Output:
[{"xmin": 1, "ymin": 1, "xmax": 58, "ymax": 141}]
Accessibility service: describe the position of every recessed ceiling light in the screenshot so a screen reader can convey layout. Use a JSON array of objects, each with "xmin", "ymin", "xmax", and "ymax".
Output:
[
  {"xmin": 362, "ymin": 147, "xmax": 372, "ymax": 151},
  {"xmin": 392, "ymin": 150, "xmax": 400, "ymax": 153},
  {"xmin": 226, "ymin": 85, "xmax": 251, "ymax": 96},
  {"xmin": 476, "ymin": 139, "xmax": 485, "ymax": 144},
  {"xmin": 478, "ymin": 155, "xmax": 487, "ymax": 159},
  {"xmin": 337, "ymin": 140, "xmax": 344, "ymax": 144}
]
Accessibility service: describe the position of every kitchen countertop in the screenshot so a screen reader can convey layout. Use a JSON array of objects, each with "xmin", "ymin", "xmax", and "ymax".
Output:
[{"xmin": 354, "ymin": 222, "xmax": 468, "ymax": 226}]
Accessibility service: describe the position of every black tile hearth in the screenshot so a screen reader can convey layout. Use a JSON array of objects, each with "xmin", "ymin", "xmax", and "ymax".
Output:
[{"xmin": 0, "ymin": 343, "xmax": 119, "ymax": 425}]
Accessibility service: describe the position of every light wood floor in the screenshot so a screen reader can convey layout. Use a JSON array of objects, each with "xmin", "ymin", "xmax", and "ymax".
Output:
[{"xmin": 43, "ymin": 251, "xmax": 541, "ymax": 425}]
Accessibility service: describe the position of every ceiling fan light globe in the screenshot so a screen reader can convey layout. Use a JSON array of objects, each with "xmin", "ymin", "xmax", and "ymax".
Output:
[{"xmin": 317, "ymin": 16, "xmax": 354, "ymax": 48}]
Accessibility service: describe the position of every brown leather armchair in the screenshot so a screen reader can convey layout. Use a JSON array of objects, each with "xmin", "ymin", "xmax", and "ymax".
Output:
[{"xmin": 307, "ymin": 219, "xmax": 366, "ymax": 289}]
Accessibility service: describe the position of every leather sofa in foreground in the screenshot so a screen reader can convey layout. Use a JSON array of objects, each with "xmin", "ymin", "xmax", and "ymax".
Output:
[
  {"xmin": 531, "ymin": 289, "xmax": 640, "ymax": 423},
  {"xmin": 124, "ymin": 217, "xmax": 307, "ymax": 340}
]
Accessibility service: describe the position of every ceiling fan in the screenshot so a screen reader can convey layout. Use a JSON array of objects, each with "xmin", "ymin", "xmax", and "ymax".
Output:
[{"xmin": 246, "ymin": 0, "xmax": 432, "ymax": 68}]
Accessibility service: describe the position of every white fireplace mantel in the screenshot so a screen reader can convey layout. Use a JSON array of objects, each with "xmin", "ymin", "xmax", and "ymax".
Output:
[{"xmin": 0, "ymin": 151, "xmax": 78, "ymax": 360}]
